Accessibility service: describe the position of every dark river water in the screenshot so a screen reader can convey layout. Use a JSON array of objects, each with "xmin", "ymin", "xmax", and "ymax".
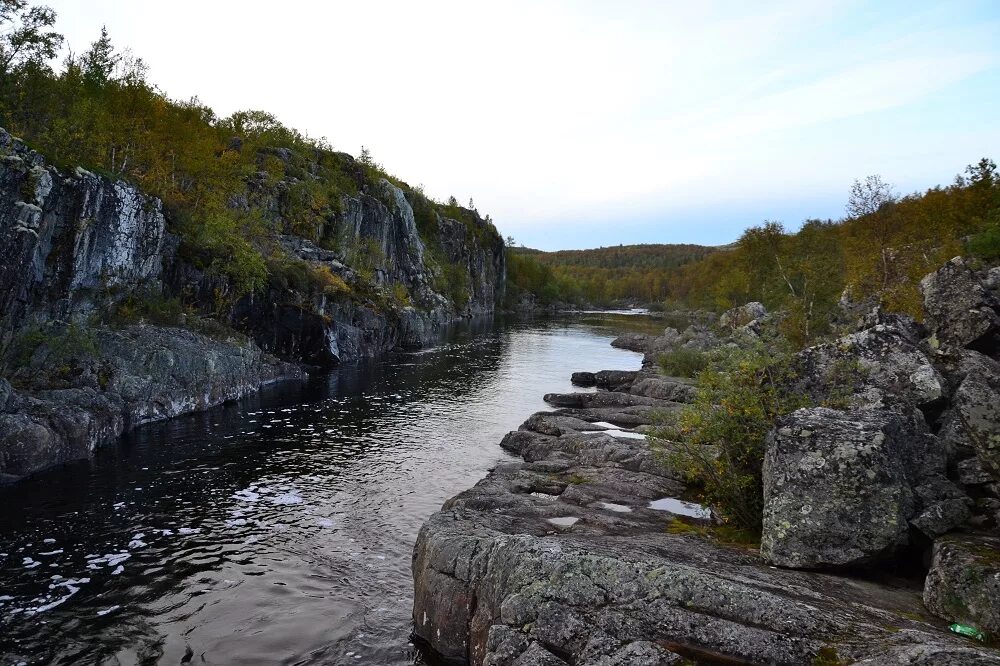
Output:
[{"xmin": 0, "ymin": 314, "xmax": 655, "ymax": 665}]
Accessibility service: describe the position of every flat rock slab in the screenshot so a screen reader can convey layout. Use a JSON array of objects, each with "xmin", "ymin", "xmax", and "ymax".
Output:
[{"xmin": 413, "ymin": 414, "xmax": 1000, "ymax": 665}]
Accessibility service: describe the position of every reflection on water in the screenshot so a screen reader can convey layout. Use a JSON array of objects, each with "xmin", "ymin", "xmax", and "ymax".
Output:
[{"xmin": 0, "ymin": 314, "xmax": 648, "ymax": 665}]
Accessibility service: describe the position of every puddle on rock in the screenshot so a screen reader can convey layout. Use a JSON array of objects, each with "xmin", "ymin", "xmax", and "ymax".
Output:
[
  {"xmin": 547, "ymin": 516, "xmax": 580, "ymax": 527},
  {"xmin": 595, "ymin": 502, "xmax": 632, "ymax": 513},
  {"xmin": 648, "ymin": 497, "xmax": 711, "ymax": 519}
]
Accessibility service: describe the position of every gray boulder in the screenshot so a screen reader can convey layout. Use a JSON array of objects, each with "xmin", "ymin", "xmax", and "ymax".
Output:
[
  {"xmin": 793, "ymin": 323, "xmax": 945, "ymax": 410},
  {"xmin": 762, "ymin": 407, "xmax": 967, "ymax": 568},
  {"xmin": 629, "ymin": 377, "xmax": 696, "ymax": 403},
  {"xmin": 719, "ymin": 301, "xmax": 766, "ymax": 329},
  {"xmin": 920, "ymin": 257, "xmax": 1000, "ymax": 352},
  {"xmin": 936, "ymin": 354, "xmax": 1000, "ymax": 477},
  {"xmin": 923, "ymin": 534, "xmax": 1000, "ymax": 637}
]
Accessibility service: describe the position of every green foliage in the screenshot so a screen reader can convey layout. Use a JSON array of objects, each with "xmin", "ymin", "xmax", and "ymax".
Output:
[
  {"xmin": 968, "ymin": 221, "xmax": 1000, "ymax": 261},
  {"xmin": 3, "ymin": 322, "xmax": 97, "ymax": 384},
  {"xmin": 505, "ymin": 250, "xmax": 581, "ymax": 305},
  {"xmin": 109, "ymin": 292, "xmax": 188, "ymax": 327},
  {"xmin": 650, "ymin": 343, "xmax": 807, "ymax": 531},
  {"xmin": 267, "ymin": 255, "xmax": 352, "ymax": 299},
  {"xmin": 391, "ymin": 282, "xmax": 411, "ymax": 307},
  {"xmin": 657, "ymin": 348, "xmax": 708, "ymax": 378},
  {"xmin": 513, "ymin": 243, "xmax": 717, "ymax": 306}
]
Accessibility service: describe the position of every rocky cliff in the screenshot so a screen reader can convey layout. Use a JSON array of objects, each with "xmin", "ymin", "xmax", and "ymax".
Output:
[{"xmin": 0, "ymin": 127, "xmax": 506, "ymax": 482}]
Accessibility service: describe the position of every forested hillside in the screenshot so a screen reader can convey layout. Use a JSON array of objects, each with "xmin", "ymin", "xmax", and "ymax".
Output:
[
  {"xmin": 506, "ymin": 244, "xmax": 719, "ymax": 305},
  {"xmin": 509, "ymin": 164, "xmax": 1000, "ymax": 346},
  {"xmin": 0, "ymin": 12, "xmax": 499, "ymax": 310}
]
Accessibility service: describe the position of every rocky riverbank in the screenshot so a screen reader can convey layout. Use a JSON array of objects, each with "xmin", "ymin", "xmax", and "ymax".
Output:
[
  {"xmin": 412, "ymin": 257, "xmax": 1000, "ymax": 665},
  {"xmin": 0, "ymin": 127, "xmax": 505, "ymax": 482}
]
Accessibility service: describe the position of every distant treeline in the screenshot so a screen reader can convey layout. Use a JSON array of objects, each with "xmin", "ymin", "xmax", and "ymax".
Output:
[{"xmin": 507, "ymin": 163, "xmax": 1000, "ymax": 346}]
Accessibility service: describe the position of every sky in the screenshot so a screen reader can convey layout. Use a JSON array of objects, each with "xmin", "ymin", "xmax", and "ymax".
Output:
[{"xmin": 44, "ymin": 0, "xmax": 1000, "ymax": 250}]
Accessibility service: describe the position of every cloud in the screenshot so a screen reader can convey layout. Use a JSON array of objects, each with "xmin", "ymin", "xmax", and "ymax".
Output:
[{"xmin": 43, "ymin": 0, "xmax": 1000, "ymax": 249}]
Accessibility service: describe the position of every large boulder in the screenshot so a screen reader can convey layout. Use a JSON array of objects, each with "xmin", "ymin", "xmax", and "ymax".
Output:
[
  {"xmin": 762, "ymin": 407, "xmax": 968, "ymax": 568},
  {"xmin": 793, "ymin": 323, "xmax": 945, "ymax": 410},
  {"xmin": 920, "ymin": 257, "xmax": 1000, "ymax": 353},
  {"xmin": 719, "ymin": 301, "xmax": 766, "ymax": 329},
  {"xmin": 923, "ymin": 534, "xmax": 1000, "ymax": 637},
  {"xmin": 936, "ymin": 352, "xmax": 1000, "ymax": 477}
]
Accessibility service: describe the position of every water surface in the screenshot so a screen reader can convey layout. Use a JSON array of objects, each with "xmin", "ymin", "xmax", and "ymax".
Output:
[{"xmin": 0, "ymin": 314, "xmax": 650, "ymax": 665}]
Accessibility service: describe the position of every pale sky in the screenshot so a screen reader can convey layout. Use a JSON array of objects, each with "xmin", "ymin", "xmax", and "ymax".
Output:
[{"xmin": 45, "ymin": 0, "xmax": 1000, "ymax": 249}]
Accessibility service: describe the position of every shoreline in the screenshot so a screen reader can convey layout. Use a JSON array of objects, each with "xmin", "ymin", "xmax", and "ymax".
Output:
[{"xmin": 410, "ymin": 295, "xmax": 1000, "ymax": 665}]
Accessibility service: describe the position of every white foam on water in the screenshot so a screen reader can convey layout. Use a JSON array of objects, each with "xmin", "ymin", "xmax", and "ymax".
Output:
[
  {"xmin": 272, "ymin": 492, "xmax": 303, "ymax": 505},
  {"xmin": 233, "ymin": 488, "xmax": 260, "ymax": 502}
]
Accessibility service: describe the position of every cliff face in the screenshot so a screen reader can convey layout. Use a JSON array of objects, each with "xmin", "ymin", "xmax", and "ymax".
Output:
[
  {"xmin": 0, "ymin": 129, "xmax": 167, "ymax": 338},
  {"xmin": 0, "ymin": 127, "xmax": 506, "ymax": 481}
]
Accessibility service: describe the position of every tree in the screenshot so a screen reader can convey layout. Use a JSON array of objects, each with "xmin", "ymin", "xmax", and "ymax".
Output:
[
  {"xmin": 447, "ymin": 195, "xmax": 458, "ymax": 207},
  {"xmin": 846, "ymin": 175, "xmax": 899, "ymax": 291},
  {"xmin": 847, "ymin": 174, "xmax": 896, "ymax": 219},
  {"xmin": 505, "ymin": 234, "xmax": 516, "ymax": 247},
  {"xmin": 358, "ymin": 145, "xmax": 374, "ymax": 167},
  {"xmin": 80, "ymin": 25, "xmax": 118, "ymax": 85},
  {"xmin": 0, "ymin": 0, "xmax": 62, "ymax": 77}
]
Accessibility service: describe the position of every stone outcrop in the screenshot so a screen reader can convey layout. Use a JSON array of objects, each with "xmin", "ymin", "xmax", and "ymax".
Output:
[
  {"xmin": 719, "ymin": 301, "xmax": 766, "ymax": 329},
  {"xmin": 0, "ymin": 128, "xmax": 167, "ymax": 339},
  {"xmin": 761, "ymin": 407, "xmax": 967, "ymax": 568},
  {"xmin": 792, "ymin": 321, "xmax": 945, "ymax": 410},
  {"xmin": 413, "ymin": 373, "xmax": 1000, "ymax": 665},
  {"xmin": 0, "ymin": 324, "xmax": 302, "ymax": 482}
]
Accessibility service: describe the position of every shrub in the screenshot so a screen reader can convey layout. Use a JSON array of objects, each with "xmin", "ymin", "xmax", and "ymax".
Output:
[
  {"xmin": 311, "ymin": 265, "xmax": 351, "ymax": 298},
  {"xmin": 391, "ymin": 282, "xmax": 411, "ymax": 306},
  {"xmin": 968, "ymin": 224, "xmax": 1000, "ymax": 261},
  {"xmin": 650, "ymin": 343, "xmax": 807, "ymax": 531},
  {"xmin": 109, "ymin": 293, "xmax": 188, "ymax": 327},
  {"xmin": 657, "ymin": 348, "xmax": 708, "ymax": 377}
]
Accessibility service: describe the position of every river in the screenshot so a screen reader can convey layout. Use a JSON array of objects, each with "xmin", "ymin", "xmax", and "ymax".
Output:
[{"xmin": 0, "ymin": 314, "xmax": 656, "ymax": 665}]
